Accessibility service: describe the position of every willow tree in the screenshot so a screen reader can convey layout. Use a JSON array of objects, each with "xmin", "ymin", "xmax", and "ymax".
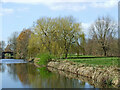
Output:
[
  {"xmin": 32, "ymin": 18, "xmax": 58, "ymax": 54},
  {"xmin": 28, "ymin": 33, "xmax": 42, "ymax": 58},
  {"xmin": 28, "ymin": 16, "xmax": 85, "ymax": 58},
  {"xmin": 89, "ymin": 16, "xmax": 117, "ymax": 56},
  {"xmin": 56, "ymin": 16, "xmax": 84, "ymax": 58}
]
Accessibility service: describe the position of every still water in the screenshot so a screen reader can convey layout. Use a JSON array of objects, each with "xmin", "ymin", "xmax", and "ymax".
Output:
[{"xmin": 0, "ymin": 59, "xmax": 94, "ymax": 88}]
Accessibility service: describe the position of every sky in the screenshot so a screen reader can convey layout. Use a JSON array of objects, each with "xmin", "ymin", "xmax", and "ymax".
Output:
[{"xmin": 0, "ymin": 0, "xmax": 119, "ymax": 44}]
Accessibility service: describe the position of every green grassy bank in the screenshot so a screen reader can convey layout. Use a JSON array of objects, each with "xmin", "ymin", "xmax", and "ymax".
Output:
[
  {"xmin": 34, "ymin": 53, "xmax": 119, "ymax": 67},
  {"xmin": 62, "ymin": 55, "xmax": 119, "ymax": 67}
]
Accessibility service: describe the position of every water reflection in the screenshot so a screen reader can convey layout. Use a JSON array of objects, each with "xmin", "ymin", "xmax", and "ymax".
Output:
[
  {"xmin": 47, "ymin": 67, "xmax": 116, "ymax": 88},
  {"xmin": 0, "ymin": 60, "xmax": 94, "ymax": 88}
]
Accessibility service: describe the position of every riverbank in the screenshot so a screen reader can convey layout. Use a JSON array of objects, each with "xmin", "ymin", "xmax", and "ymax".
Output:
[
  {"xmin": 32, "ymin": 57, "xmax": 120, "ymax": 88},
  {"xmin": 47, "ymin": 67, "xmax": 115, "ymax": 88},
  {"xmin": 47, "ymin": 60, "xmax": 120, "ymax": 88}
]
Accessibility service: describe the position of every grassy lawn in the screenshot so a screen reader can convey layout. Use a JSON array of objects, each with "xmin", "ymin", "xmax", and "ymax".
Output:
[
  {"xmin": 67, "ymin": 54, "xmax": 95, "ymax": 58},
  {"xmin": 63, "ymin": 55, "xmax": 119, "ymax": 66}
]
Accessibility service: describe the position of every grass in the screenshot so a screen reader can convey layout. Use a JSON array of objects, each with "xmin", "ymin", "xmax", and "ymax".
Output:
[
  {"xmin": 67, "ymin": 54, "xmax": 95, "ymax": 58},
  {"xmin": 62, "ymin": 55, "xmax": 119, "ymax": 66}
]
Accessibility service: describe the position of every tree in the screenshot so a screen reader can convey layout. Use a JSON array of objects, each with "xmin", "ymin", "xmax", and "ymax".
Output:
[
  {"xmin": 89, "ymin": 16, "xmax": 117, "ymax": 56},
  {"xmin": 85, "ymin": 38, "xmax": 103, "ymax": 56},
  {"xmin": 16, "ymin": 29, "xmax": 32, "ymax": 59},
  {"xmin": 34, "ymin": 17, "xmax": 56, "ymax": 54},
  {"xmin": 28, "ymin": 33, "xmax": 41, "ymax": 58},
  {"xmin": 107, "ymin": 38, "xmax": 118, "ymax": 56},
  {"xmin": 76, "ymin": 33, "xmax": 86, "ymax": 55},
  {"xmin": 28, "ymin": 16, "xmax": 84, "ymax": 58},
  {"xmin": 56, "ymin": 16, "xmax": 84, "ymax": 58},
  {"xmin": 4, "ymin": 44, "xmax": 12, "ymax": 52},
  {"xmin": 0, "ymin": 41, "xmax": 5, "ymax": 51},
  {"xmin": 28, "ymin": 17, "xmax": 63, "ymax": 58},
  {"xmin": 8, "ymin": 32, "xmax": 18, "ymax": 58},
  {"xmin": 0, "ymin": 41, "xmax": 5, "ymax": 58}
]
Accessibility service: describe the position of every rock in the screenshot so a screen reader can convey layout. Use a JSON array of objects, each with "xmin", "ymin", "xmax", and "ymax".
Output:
[
  {"xmin": 47, "ymin": 60, "xmax": 120, "ymax": 87},
  {"xmin": 112, "ymin": 76, "xmax": 119, "ymax": 86}
]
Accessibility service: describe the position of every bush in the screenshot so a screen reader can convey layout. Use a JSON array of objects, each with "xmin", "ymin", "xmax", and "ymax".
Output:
[{"xmin": 36, "ymin": 53, "xmax": 56, "ymax": 65}]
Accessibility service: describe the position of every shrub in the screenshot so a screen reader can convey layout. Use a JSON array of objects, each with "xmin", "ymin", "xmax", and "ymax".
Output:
[{"xmin": 37, "ymin": 53, "xmax": 56, "ymax": 65}]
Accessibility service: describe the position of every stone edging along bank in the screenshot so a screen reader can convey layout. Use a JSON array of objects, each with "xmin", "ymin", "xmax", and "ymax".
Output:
[{"xmin": 47, "ymin": 60, "xmax": 120, "ymax": 87}]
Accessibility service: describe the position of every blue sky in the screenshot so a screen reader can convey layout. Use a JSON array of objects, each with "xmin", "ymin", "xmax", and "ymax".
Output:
[{"xmin": 0, "ymin": 0, "xmax": 118, "ymax": 43}]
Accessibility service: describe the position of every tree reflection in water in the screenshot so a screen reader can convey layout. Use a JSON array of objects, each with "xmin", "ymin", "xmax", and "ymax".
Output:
[{"xmin": 1, "ymin": 63, "xmax": 94, "ymax": 88}]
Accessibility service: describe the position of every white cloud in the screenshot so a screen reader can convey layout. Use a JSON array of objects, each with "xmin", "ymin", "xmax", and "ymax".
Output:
[
  {"xmin": 1, "ymin": 0, "xmax": 118, "ymax": 11},
  {"xmin": 0, "ymin": 8, "xmax": 14, "ymax": 16},
  {"xmin": 1, "ymin": 0, "xmax": 118, "ymax": 3},
  {"xmin": 47, "ymin": 3, "xmax": 86, "ymax": 11},
  {"xmin": 82, "ymin": 23, "xmax": 90, "ymax": 30},
  {"xmin": 0, "ymin": 13, "xmax": 3, "ymax": 16},
  {"xmin": 0, "ymin": 7, "xmax": 30, "ymax": 16},
  {"xmin": 91, "ymin": 0, "xmax": 118, "ymax": 8},
  {"xmin": 82, "ymin": 22, "xmax": 91, "ymax": 36},
  {"xmin": 17, "ymin": 7, "xmax": 29, "ymax": 12},
  {"xmin": 82, "ymin": 23, "xmax": 90, "ymax": 29}
]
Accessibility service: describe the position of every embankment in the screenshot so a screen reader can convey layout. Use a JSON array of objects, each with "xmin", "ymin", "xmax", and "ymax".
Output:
[{"xmin": 47, "ymin": 60, "xmax": 120, "ymax": 87}]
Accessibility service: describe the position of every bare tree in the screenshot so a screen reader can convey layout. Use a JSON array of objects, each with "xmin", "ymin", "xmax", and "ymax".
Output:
[
  {"xmin": 0, "ymin": 41, "xmax": 5, "ymax": 58},
  {"xmin": 0, "ymin": 41, "xmax": 5, "ymax": 50},
  {"xmin": 8, "ymin": 32, "xmax": 18, "ymax": 57},
  {"xmin": 89, "ymin": 16, "xmax": 117, "ymax": 56}
]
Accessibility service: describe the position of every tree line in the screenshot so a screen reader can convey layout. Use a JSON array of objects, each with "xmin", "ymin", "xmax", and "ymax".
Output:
[{"xmin": 0, "ymin": 16, "xmax": 118, "ymax": 59}]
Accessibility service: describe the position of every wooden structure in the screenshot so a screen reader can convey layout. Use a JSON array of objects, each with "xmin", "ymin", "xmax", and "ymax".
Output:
[{"xmin": 2, "ymin": 51, "xmax": 14, "ymax": 59}]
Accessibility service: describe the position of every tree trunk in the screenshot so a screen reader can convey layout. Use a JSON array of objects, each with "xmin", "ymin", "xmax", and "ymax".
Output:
[
  {"xmin": 65, "ymin": 49, "xmax": 68, "ymax": 59},
  {"xmin": 65, "ymin": 53, "xmax": 67, "ymax": 59},
  {"xmin": 103, "ymin": 47, "xmax": 107, "ymax": 56},
  {"xmin": 104, "ymin": 50, "xmax": 107, "ymax": 56},
  {"xmin": 48, "ymin": 48, "xmax": 51, "ymax": 55}
]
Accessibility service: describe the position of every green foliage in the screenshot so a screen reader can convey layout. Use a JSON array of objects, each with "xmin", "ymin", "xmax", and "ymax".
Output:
[
  {"xmin": 5, "ymin": 16, "xmax": 118, "ymax": 60},
  {"xmin": 5, "ymin": 53, "xmax": 11, "ymax": 59},
  {"xmin": 28, "ymin": 16, "xmax": 85, "ymax": 58},
  {"xmin": 37, "ymin": 53, "xmax": 56, "ymax": 65}
]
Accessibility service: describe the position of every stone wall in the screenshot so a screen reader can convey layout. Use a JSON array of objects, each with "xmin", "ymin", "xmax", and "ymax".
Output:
[{"xmin": 47, "ymin": 60, "xmax": 120, "ymax": 87}]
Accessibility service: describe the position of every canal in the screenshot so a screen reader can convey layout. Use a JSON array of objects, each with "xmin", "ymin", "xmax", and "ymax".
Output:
[{"xmin": 0, "ymin": 59, "xmax": 94, "ymax": 88}]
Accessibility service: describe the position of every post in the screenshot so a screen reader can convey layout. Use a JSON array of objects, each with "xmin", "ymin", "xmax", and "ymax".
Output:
[
  {"xmin": 11, "ymin": 52, "xmax": 14, "ymax": 59},
  {"xmin": 2, "ymin": 52, "xmax": 5, "ymax": 59}
]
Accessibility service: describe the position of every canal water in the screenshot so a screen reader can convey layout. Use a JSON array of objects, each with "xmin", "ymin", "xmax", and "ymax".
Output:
[{"xmin": 0, "ymin": 59, "xmax": 94, "ymax": 88}]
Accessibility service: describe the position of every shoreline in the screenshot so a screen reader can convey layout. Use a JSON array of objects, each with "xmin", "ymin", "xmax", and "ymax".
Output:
[
  {"xmin": 32, "ymin": 58, "xmax": 120, "ymax": 88},
  {"xmin": 47, "ymin": 60, "xmax": 120, "ymax": 88}
]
